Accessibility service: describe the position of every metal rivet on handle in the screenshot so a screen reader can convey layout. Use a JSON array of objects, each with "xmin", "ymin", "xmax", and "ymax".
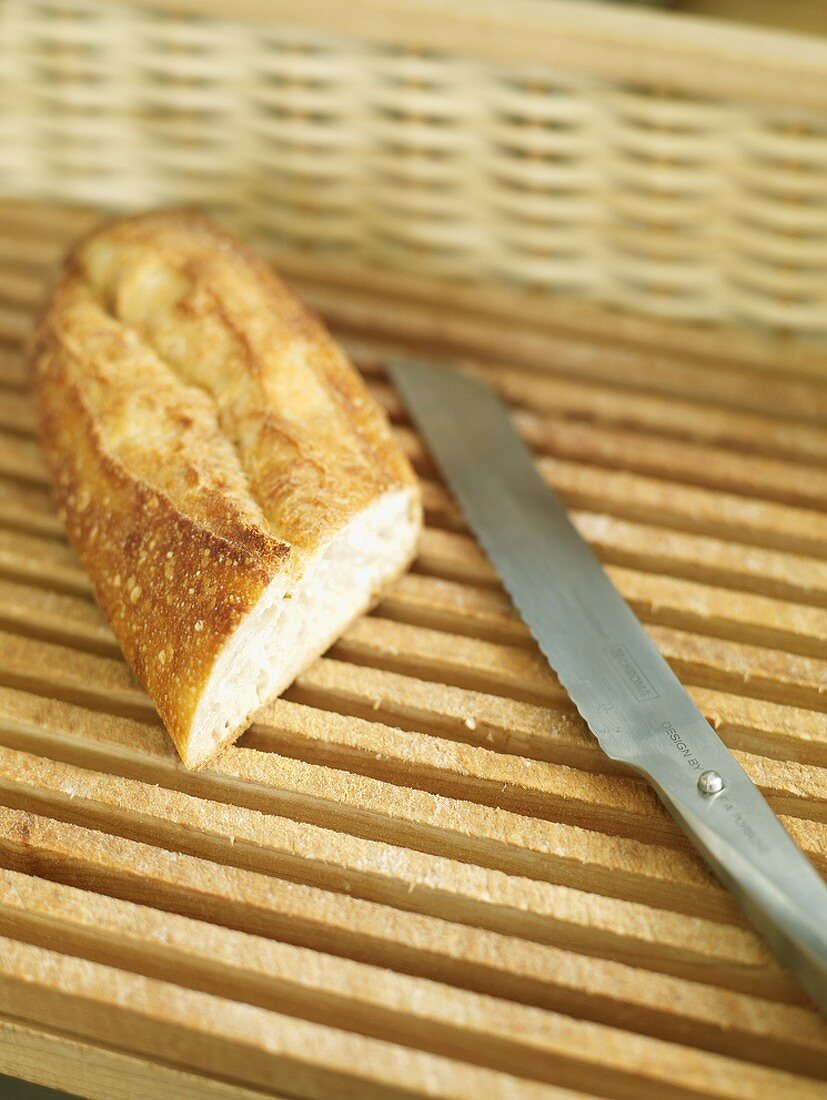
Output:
[{"xmin": 698, "ymin": 770, "xmax": 725, "ymax": 796}]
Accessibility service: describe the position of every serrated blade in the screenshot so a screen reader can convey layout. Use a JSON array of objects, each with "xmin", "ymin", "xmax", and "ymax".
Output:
[{"xmin": 390, "ymin": 357, "xmax": 827, "ymax": 1015}]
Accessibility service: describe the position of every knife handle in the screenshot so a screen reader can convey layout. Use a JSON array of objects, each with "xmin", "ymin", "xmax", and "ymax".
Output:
[{"xmin": 650, "ymin": 772, "xmax": 827, "ymax": 1013}]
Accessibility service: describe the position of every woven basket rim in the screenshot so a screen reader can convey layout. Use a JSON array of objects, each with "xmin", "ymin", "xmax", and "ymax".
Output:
[{"xmin": 102, "ymin": 0, "xmax": 827, "ymax": 110}]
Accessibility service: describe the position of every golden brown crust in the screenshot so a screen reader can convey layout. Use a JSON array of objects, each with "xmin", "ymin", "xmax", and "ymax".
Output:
[
  {"xmin": 31, "ymin": 209, "xmax": 418, "ymax": 760},
  {"xmin": 70, "ymin": 209, "xmax": 415, "ymax": 554}
]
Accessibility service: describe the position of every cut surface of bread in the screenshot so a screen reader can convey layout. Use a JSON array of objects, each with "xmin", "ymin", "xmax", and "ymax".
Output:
[
  {"xmin": 31, "ymin": 210, "xmax": 421, "ymax": 767},
  {"xmin": 190, "ymin": 487, "xmax": 416, "ymax": 768}
]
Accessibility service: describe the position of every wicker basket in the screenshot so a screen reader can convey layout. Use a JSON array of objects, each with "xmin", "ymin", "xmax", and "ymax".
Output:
[{"xmin": 2, "ymin": 0, "xmax": 827, "ymax": 325}]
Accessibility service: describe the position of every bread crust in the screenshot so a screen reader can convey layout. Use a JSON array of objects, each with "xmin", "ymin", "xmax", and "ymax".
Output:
[{"xmin": 32, "ymin": 210, "xmax": 419, "ymax": 762}]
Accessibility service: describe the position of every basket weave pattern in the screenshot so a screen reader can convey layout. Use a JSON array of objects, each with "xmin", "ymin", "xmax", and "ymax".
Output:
[{"xmin": 1, "ymin": 0, "xmax": 826, "ymax": 332}]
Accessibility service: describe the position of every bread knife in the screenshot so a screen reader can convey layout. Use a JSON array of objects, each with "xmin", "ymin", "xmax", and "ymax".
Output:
[{"xmin": 389, "ymin": 357, "xmax": 827, "ymax": 1014}]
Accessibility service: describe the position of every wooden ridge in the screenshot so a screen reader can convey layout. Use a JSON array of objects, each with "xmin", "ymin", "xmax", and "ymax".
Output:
[
  {"xmin": 305, "ymin": 288, "xmax": 827, "ymax": 426},
  {"xmin": 368, "ymin": 369, "xmax": 827, "ymax": 469},
  {"xmin": 391, "ymin": 428, "xmax": 827, "ymax": 556},
  {"xmin": 1, "ymin": 933, "xmax": 589, "ymax": 1100},
  {"xmin": 0, "ymin": 1015, "xmax": 284, "ymax": 1100}
]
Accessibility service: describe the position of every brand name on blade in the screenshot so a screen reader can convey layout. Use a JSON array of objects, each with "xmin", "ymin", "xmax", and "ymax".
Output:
[
  {"xmin": 662, "ymin": 722, "xmax": 701, "ymax": 769},
  {"xmin": 604, "ymin": 644, "xmax": 659, "ymax": 702}
]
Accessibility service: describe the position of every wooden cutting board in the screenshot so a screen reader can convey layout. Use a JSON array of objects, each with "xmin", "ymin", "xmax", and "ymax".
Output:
[{"xmin": 0, "ymin": 199, "xmax": 826, "ymax": 1099}]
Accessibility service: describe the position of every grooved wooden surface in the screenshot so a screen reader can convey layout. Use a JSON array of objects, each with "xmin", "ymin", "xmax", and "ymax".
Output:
[{"xmin": 0, "ymin": 201, "xmax": 825, "ymax": 1098}]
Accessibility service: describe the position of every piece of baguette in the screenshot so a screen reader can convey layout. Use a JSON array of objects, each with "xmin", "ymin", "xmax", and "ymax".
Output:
[{"xmin": 31, "ymin": 210, "xmax": 421, "ymax": 768}]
